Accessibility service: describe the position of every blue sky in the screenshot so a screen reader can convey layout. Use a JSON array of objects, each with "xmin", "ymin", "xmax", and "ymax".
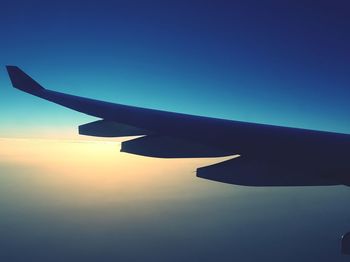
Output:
[{"xmin": 1, "ymin": 0, "xmax": 350, "ymax": 137}]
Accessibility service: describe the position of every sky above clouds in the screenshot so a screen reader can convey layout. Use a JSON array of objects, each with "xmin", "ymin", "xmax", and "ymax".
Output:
[{"xmin": 1, "ymin": 0, "xmax": 350, "ymax": 137}]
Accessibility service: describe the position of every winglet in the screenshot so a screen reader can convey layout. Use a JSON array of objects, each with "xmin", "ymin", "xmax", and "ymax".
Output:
[{"xmin": 6, "ymin": 66, "xmax": 45, "ymax": 93}]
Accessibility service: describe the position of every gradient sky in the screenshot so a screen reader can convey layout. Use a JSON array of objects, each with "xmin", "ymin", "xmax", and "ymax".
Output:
[{"xmin": 1, "ymin": 0, "xmax": 350, "ymax": 137}]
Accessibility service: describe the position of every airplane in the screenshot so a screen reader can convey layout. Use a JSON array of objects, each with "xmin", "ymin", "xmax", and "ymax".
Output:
[
  {"xmin": 5, "ymin": 66, "xmax": 350, "ymax": 255},
  {"xmin": 6, "ymin": 65, "xmax": 350, "ymax": 187}
]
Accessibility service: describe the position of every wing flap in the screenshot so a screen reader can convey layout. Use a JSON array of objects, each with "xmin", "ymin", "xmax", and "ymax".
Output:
[
  {"xmin": 121, "ymin": 135, "xmax": 235, "ymax": 158},
  {"xmin": 197, "ymin": 156, "xmax": 341, "ymax": 186},
  {"xmin": 79, "ymin": 120, "xmax": 150, "ymax": 137}
]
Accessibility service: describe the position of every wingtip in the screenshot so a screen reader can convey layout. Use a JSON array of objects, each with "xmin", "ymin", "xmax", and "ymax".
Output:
[
  {"xmin": 6, "ymin": 65, "xmax": 21, "ymax": 75},
  {"xmin": 6, "ymin": 65, "xmax": 18, "ymax": 69},
  {"xmin": 6, "ymin": 65, "xmax": 45, "ymax": 93},
  {"xmin": 6, "ymin": 65, "xmax": 20, "ymax": 79}
]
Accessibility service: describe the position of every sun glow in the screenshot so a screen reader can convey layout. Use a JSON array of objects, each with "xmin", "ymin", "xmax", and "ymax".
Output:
[{"xmin": 0, "ymin": 138, "xmax": 234, "ymax": 206}]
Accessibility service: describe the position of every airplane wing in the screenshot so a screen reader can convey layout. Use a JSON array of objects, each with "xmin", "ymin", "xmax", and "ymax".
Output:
[{"xmin": 6, "ymin": 66, "xmax": 350, "ymax": 186}]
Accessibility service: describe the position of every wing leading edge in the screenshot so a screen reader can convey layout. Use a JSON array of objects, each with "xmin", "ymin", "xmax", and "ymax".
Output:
[{"xmin": 6, "ymin": 66, "xmax": 350, "ymax": 186}]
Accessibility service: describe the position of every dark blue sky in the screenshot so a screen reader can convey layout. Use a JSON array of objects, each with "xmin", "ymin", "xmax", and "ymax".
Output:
[{"xmin": 1, "ymin": 0, "xmax": 350, "ymax": 137}]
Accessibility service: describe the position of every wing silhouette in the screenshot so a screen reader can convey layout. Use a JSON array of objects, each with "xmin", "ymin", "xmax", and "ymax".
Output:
[{"xmin": 6, "ymin": 66, "xmax": 350, "ymax": 186}]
